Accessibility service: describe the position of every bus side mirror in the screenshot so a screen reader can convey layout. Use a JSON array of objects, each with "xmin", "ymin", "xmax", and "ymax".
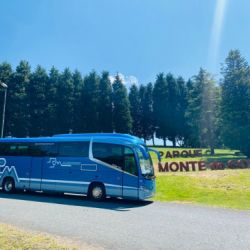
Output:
[{"xmin": 148, "ymin": 148, "xmax": 161, "ymax": 162}]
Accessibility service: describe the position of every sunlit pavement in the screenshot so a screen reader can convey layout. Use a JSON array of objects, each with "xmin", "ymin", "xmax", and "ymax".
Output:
[{"xmin": 0, "ymin": 191, "xmax": 249, "ymax": 250}]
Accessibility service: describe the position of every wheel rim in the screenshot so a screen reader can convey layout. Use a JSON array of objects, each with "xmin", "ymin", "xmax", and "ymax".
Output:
[
  {"xmin": 92, "ymin": 186, "xmax": 103, "ymax": 199},
  {"xmin": 4, "ymin": 181, "xmax": 13, "ymax": 192}
]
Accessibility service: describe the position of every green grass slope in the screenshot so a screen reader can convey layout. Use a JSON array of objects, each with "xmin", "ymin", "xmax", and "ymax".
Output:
[
  {"xmin": 154, "ymin": 170, "xmax": 250, "ymax": 210},
  {"xmin": 149, "ymin": 147, "xmax": 250, "ymax": 210}
]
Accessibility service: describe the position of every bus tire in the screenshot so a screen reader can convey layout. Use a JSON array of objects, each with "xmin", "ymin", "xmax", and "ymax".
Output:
[
  {"xmin": 2, "ymin": 177, "xmax": 16, "ymax": 194},
  {"xmin": 88, "ymin": 183, "xmax": 106, "ymax": 201}
]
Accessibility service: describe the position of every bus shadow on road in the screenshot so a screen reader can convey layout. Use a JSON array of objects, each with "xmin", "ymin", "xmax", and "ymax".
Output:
[{"xmin": 0, "ymin": 190, "xmax": 153, "ymax": 211}]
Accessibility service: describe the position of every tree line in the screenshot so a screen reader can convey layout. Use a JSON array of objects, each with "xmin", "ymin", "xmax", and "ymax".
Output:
[{"xmin": 0, "ymin": 50, "xmax": 249, "ymax": 156}]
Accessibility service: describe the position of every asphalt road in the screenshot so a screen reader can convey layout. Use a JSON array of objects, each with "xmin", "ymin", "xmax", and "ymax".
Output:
[{"xmin": 0, "ymin": 191, "xmax": 250, "ymax": 250}]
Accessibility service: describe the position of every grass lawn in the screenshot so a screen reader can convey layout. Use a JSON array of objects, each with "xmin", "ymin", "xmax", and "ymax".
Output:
[
  {"xmin": 0, "ymin": 223, "xmax": 84, "ymax": 250},
  {"xmin": 154, "ymin": 169, "xmax": 250, "ymax": 210},
  {"xmin": 150, "ymin": 147, "xmax": 250, "ymax": 209}
]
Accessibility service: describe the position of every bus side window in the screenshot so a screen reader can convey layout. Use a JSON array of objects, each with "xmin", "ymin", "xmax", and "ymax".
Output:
[
  {"xmin": 92, "ymin": 142, "xmax": 123, "ymax": 169},
  {"xmin": 0, "ymin": 143, "xmax": 31, "ymax": 156},
  {"xmin": 124, "ymin": 147, "xmax": 138, "ymax": 176},
  {"xmin": 16, "ymin": 144, "xmax": 30, "ymax": 156},
  {"xmin": 58, "ymin": 142, "xmax": 89, "ymax": 157},
  {"xmin": 0, "ymin": 143, "xmax": 13, "ymax": 156},
  {"xmin": 33, "ymin": 143, "xmax": 57, "ymax": 156}
]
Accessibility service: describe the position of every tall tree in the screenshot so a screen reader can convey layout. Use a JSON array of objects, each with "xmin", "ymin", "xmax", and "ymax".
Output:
[
  {"xmin": 81, "ymin": 71, "xmax": 100, "ymax": 132},
  {"xmin": 7, "ymin": 61, "xmax": 30, "ymax": 137},
  {"xmin": 0, "ymin": 62, "xmax": 12, "ymax": 83},
  {"xmin": 140, "ymin": 83, "xmax": 155, "ymax": 142},
  {"xmin": 98, "ymin": 71, "xmax": 113, "ymax": 132},
  {"xmin": 28, "ymin": 65, "xmax": 48, "ymax": 136},
  {"xmin": 176, "ymin": 77, "xmax": 188, "ymax": 146},
  {"xmin": 113, "ymin": 75, "xmax": 132, "ymax": 133},
  {"xmin": 0, "ymin": 62, "xmax": 12, "ymax": 137},
  {"xmin": 129, "ymin": 84, "xmax": 142, "ymax": 137},
  {"xmin": 72, "ymin": 70, "xmax": 84, "ymax": 132},
  {"xmin": 165, "ymin": 73, "xmax": 179, "ymax": 146},
  {"xmin": 56, "ymin": 68, "xmax": 74, "ymax": 133},
  {"xmin": 186, "ymin": 68, "xmax": 218, "ymax": 153},
  {"xmin": 139, "ymin": 85, "xmax": 146, "ymax": 140},
  {"xmin": 184, "ymin": 79, "xmax": 195, "ymax": 146},
  {"xmin": 45, "ymin": 66, "xmax": 60, "ymax": 135},
  {"xmin": 153, "ymin": 73, "xmax": 168, "ymax": 146},
  {"xmin": 220, "ymin": 50, "xmax": 250, "ymax": 157}
]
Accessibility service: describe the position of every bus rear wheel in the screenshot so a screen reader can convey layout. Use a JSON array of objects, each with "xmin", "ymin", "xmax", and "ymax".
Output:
[
  {"xmin": 2, "ymin": 178, "xmax": 15, "ymax": 193},
  {"xmin": 88, "ymin": 183, "xmax": 106, "ymax": 201}
]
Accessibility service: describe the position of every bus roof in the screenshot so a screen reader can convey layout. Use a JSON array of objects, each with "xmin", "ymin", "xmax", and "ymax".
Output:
[{"xmin": 0, "ymin": 133, "xmax": 145, "ymax": 146}]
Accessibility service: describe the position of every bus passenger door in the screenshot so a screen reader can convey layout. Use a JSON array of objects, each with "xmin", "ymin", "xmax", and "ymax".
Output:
[
  {"xmin": 41, "ymin": 157, "xmax": 58, "ymax": 191},
  {"xmin": 29, "ymin": 157, "xmax": 43, "ymax": 190},
  {"xmin": 122, "ymin": 147, "xmax": 139, "ymax": 199},
  {"xmin": 32, "ymin": 142, "xmax": 58, "ymax": 192}
]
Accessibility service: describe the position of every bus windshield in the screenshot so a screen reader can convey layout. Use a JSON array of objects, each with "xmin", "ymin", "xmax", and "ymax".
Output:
[{"xmin": 137, "ymin": 147, "xmax": 154, "ymax": 178}]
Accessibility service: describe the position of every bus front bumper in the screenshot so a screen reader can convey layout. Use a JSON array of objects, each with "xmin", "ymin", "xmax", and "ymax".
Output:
[{"xmin": 139, "ymin": 181, "xmax": 156, "ymax": 200}]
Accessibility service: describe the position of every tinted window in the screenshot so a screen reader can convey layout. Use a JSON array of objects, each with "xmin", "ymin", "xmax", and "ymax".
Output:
[
  {"xmin": 0, "ymin": 143, "xmax": 31, "ymax": 156},
  {"xmin": 33, "ymin": 143, "xmax": 57, "ymax": 156},
  {"xmin": 124, "ymin": 147, "xmax": 138, "ymax": 176},
  {"xmin": 92, "ymin": 143, "xmax": 138, "ymax": 175},
  {"xmin": 92, "ymin": 143, "xmax": 124, "ymax": 169},
  {"xmin": 58, "ymin": 142, "xmax": 89, "ymax": 157}
]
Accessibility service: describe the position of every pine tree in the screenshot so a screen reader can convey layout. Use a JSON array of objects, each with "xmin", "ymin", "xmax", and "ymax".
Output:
[
  {"xmin": 45, "ymin": 66, "xmax": 60, "ymax": 135},
  {"xmin": 141, "ymin": 83, "xmax": 155, "ymax": 142},
  {"xmin": 0, "ymin": 62, "xmax": 12, "ymax": 137},
  {"xmin": 98, "ymin": 71, "xmax": 113, "ymax": 132},
  {"xmin": 56, "ymin": 68, "xmax": 74, "ymax": 133},
  {"xmin": 186, "ymin": 68, "xmax": 218, "ymax": 153},
  {"xmin": 139, "ymin": 85, "xmax": 146, "ymax": 140},
  {"xmin": 129, "ymin": 84, "xmax": 141, "ymax": 137},
  {"xmin": 185, "ymin": 73, "xmax": 203, "ymax": 147},
  {"xmin": 0, "ymin": 62, "xmax": 12, "ymax": 83},
  {"xmin": 72, "ymin": 70, "xmax": 84, "ymax": 132},
  {"xmin": 184, "ymin": 79, "xmax": 195, "ymax": 146},
  {"xmin": 176, "ymin": 77, "xmax": 188, "ymax": 146},
  {"xmin": 81, "ymin": 71, "xmax": 100, "ymax": 132},
  {"xmin": 220, "ymin": 50, "xmax": 250, "ymax": 157},
  {"xmin": 28, "ymin": 65, "xmax": 48, "ymax": 136},
  {"xmin": 7, "ymin": 61, "xmax": 30, "ymax": 137},
  {"xmin": 165, "ymin": 73, "xmax": 179, "ymax": 146},
  {"xmin": 153, "ymin": 73, "xmax": 168, "ymax": 146},
  {"xmin": 113, "ymin": 74, "xmax": 132, "ymax": 133},
  {"xmin": 199, "ymin": 71, "xmax": 218, "ymax": 154}
]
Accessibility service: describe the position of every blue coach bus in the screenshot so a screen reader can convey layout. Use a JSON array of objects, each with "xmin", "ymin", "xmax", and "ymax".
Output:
[{"xmin": 0, "ymin": 133, "xmax": 160, "ymax": 201}]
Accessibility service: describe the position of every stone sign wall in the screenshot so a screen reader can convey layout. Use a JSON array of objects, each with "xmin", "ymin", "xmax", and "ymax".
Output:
[{"xmin": 156, "ymin": 149, "xmax": 250, "ymax": 172}]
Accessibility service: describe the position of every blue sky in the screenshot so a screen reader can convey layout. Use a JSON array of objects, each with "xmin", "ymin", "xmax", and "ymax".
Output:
[{"xmin": 0, "ymin": 0, "xmax": 250, "ymax": 85}]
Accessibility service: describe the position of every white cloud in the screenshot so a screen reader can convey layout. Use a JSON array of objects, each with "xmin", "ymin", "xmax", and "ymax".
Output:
[
  {"xmin": 109, "ymin": 73, "xmax": 139, "ymax": 89},
  {"xmin": 108, "ymin": 75, "xmax": 116, "ymax": 84}
]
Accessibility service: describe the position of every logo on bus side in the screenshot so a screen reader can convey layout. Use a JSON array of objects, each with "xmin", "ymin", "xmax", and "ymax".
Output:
[
  {"xmin": 0, "ymin": 158, "xmax": 7, "ymax": 169},
  {"xmin": 0, "ymin": 158, "xmax": 18, "ymax": 182},
  {"xmin": 47, "ymin": 158, "xmax": 81, "ymax": 168}
]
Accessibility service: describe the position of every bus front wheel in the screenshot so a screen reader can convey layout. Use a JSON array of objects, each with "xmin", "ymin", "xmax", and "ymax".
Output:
[
  {"xmin": 88, "ymin": 183, "xmax": 106, "ymax": 201},
  {"xmin": 2, "ymin": 178, "xmax": 15, "ymax": 193}
]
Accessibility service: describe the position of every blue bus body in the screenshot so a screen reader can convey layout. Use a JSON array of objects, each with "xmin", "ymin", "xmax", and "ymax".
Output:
[{"xmin": 0, "ymin": 133, "xmax": 159, "ymax": 200}]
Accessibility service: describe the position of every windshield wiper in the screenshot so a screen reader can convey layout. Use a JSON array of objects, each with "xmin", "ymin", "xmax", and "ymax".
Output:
[{"xmin": 142, "ymin": 173, "xmax": 155, "ymax": 179}]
